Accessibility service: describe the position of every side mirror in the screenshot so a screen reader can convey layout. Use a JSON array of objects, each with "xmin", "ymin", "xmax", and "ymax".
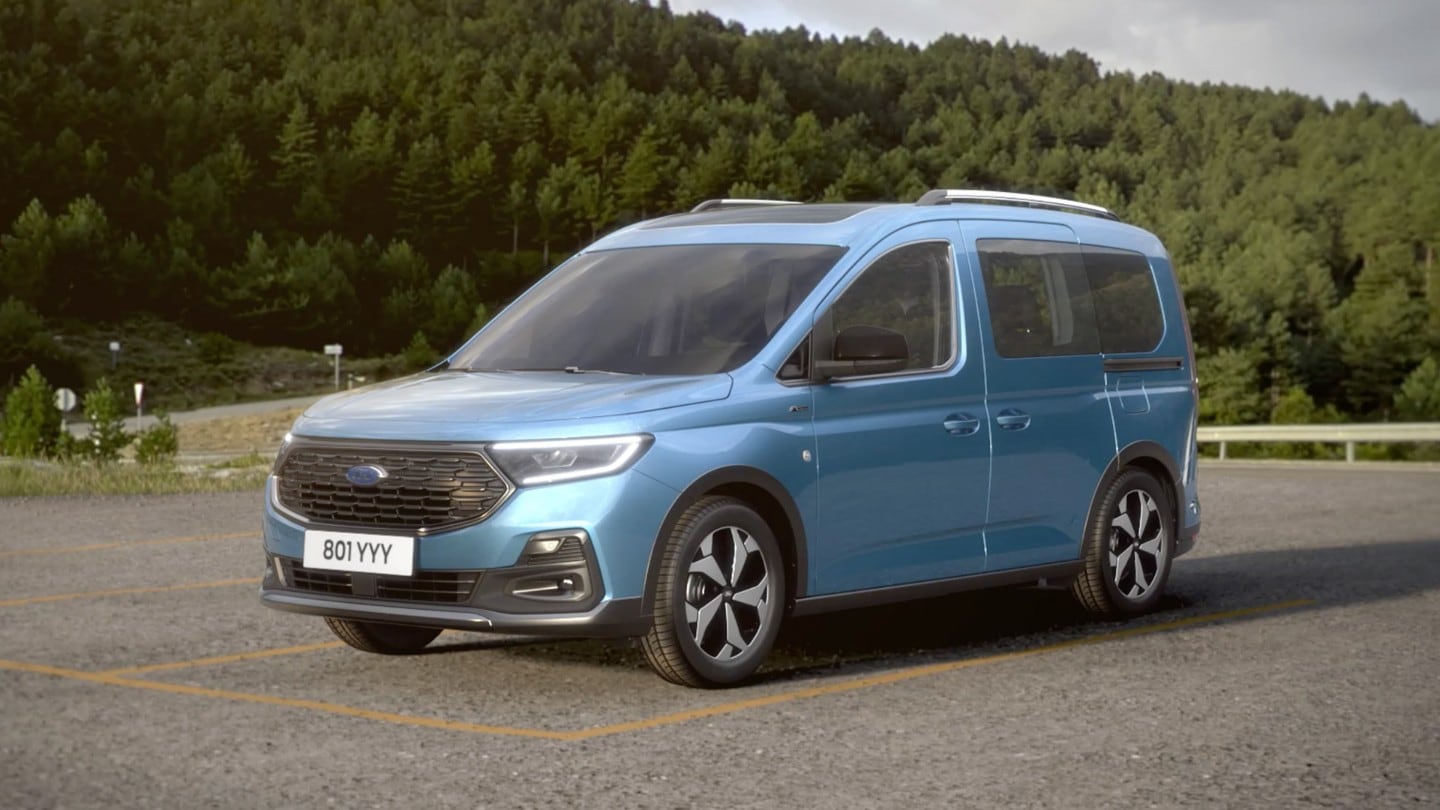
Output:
[{"xmin": 814, "ymin": 325, "xmax": 910, "ymax": 379}]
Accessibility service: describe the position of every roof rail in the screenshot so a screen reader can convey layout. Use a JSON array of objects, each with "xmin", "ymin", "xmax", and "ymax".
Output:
[
  {"xmin": 915, "ymin": 189, "xmax": 1119, "ymax": 221},
  {"xmin": 690, "ymin": 198, "xmax": 802, "ymax": 213}
]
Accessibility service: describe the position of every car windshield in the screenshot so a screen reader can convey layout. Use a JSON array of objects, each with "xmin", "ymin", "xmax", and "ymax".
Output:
[{"xmin": 447, "ymin": 243, "xmax": 845, "ymax": 375}]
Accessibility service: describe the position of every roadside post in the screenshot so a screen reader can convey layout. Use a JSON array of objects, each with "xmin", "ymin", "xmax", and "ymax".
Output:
[
  {"xmin": 134, "ymin": 382, "xmax": 144, "ymax": 418},
  {"xmin": 109, "ymin": 341, "xmax": 120, "ymax": 370},
  {"xmin": 324, "ymin": 344, "xmax": 343, "ymax": 390}
]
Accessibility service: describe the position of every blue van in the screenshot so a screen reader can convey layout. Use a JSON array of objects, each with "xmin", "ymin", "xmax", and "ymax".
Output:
[{"xmin": 260, "ymin": 190, "xmax": 1201, "ymax": 687}]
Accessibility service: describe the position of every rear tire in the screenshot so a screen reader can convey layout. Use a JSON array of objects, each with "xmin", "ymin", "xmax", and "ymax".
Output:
[
  {"xmin": 1072, "ymin": 468, "xmax": 1174, "ymax": 618},
  {"xmin": 324, "ymin": 617, "xmax": 442, "ymax": 654},
  {"xmin": 641, "ymin": 496, "xmax": 785, "ymax": 688}
]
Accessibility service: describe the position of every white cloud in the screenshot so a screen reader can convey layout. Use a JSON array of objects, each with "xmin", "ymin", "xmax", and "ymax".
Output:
[{"xmin": 663, "ymin": 0, "xmax": 1440, "ymax": 120}]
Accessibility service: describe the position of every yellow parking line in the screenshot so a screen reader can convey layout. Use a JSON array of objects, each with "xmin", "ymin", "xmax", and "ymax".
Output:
[
  {"xmin": 0, "ymin": 531, "xmax": 257, "ymax": 559},
  {"xmin": 0, "ymin": 598, "xmax": 1312, "ymax": 741},
  {"xmin": 0, "ymin": 577, "xmax": 261, "ymax": 608},
  {"xmin": 563, "ymin": 598, "xmax": 1316, "ymax": 740},
  {"xmin": 100, "ymin": 641, "xmax": 347, "ymax": 677},
  {"xmin": 0, "ymin": 658, "xmax": 569, "ymax": 741}
]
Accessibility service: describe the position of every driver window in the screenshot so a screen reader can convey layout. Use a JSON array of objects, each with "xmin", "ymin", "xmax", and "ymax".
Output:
[{"xmin": 828, "ymin": 241, "xmax": 955, "ymax": 371}]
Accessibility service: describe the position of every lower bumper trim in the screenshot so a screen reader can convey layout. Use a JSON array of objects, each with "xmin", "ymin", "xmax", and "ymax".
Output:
[{"xmin": 260, "ymin": 589, "xmax": 648, "ymax": 638}]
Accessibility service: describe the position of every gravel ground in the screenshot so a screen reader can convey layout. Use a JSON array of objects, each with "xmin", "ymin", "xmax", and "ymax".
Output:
[{"xmin": 1, "ymin": 463, "xmax": 1437, "ymax": 808}]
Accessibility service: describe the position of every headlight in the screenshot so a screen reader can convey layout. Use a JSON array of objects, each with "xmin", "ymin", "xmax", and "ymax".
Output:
[
  {"xmin": 271, "ymin": 431, "xmax": 294, "ymax": 474},
  {"xmin": 488, "ymin": 435, "xmax": 652, "ymax": 486}
]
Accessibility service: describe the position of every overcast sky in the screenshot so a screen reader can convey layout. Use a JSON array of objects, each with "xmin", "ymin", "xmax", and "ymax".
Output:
[{"xmin": 664, "ymin": 0, "xmax": 1440, "ymax": 122}]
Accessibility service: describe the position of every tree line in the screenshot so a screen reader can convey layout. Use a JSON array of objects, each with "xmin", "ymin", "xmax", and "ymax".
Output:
[{"xmin": 1, "ymin": 0, "xmax": 1437, "ymax": 423}]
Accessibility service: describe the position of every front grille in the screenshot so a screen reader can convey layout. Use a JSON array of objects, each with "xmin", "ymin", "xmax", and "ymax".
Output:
[
  {"xmin": 276, "ymin": 444, "xmax": 507, "ymax": 532},
  {"xmin": 283, "ymin": 560, "xmax": 479, "ymax": 604}
]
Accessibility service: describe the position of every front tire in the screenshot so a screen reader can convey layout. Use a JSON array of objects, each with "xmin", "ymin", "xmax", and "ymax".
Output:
[
  {"xmin": 642, "ymin": 496, "xmax": 785, "ymax": 687},
  {"xmin": 1072, "ymin": 468, "xmax": 1175, "ymax": 618},
  {"xmin": 324, "ymin": 617, "xmax": 442, "ymax": 654}
]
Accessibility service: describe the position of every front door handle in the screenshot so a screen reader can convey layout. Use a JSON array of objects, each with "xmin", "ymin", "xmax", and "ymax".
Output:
[
  {"xmin": 943, "ymin": 413, "xmax": 980, "ymax": 436},
  {"xmin": 996, "ymin": 409, "xmax": 1031, "ymax": 430}
]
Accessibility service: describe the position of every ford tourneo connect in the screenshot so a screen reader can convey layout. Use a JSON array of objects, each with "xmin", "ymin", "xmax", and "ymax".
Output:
[{"xmin": 261, "ymin": 190, "xmax": 1202, "ymax": 687}]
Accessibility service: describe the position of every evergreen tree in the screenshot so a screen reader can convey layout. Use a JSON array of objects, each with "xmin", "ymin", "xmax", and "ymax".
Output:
[
  {"xmin": 2, "ymin": 365, "xmax": 62, "ymax": 458},
  {"xmin": 429, "ymin": 265, "xmax": 478, "ymax": 349},
  {"xmin": 82, "ymin": 377, "xmax": 132, "ymax": 464}
]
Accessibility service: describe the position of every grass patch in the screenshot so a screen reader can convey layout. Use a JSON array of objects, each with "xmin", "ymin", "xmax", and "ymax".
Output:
[
  {"xmin": 180, "ymin": 407, "xmax": 304, "ymax": 455},
  {"xmin": 1, "ymin": 404, "xmax": 292, "ymax": 495},
  {"xmin": 207, "ymin": 450, "xmax": 273, "ymax": 469},
  {"xmin": 0, "ymin": 460, "xmax": 267, "ymax": 496}
]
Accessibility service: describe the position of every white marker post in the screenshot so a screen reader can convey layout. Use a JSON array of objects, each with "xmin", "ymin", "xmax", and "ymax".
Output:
[
  {"xmin": 134, "ymin": 382, "xmax": 144, "ymax": 418},
  {"xmin": 108, "ymin": 341, "xmax": 120, "ymax": 370},
  {"xmin": 324, "ymin": 344, "xmax": 343, "ymax": 390}
]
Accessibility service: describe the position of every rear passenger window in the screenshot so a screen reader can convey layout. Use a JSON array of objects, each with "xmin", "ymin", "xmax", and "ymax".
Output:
[
  {"xmin": 977, "ymin": 239, "xmax": 1099, "ymax": 358},
  {"xmin": 1082, "ymin": 246, "xmax": 1164, "ymax": 353}
]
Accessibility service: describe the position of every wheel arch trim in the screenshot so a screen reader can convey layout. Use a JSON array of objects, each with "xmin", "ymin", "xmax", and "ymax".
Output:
[
  {"xmin": 641, "ymin": 467, "xmax": 809, "ymax": 614},
  {"xmin": 1088, "ymin": 440, "xmax": 1183, "ymax": 539}
]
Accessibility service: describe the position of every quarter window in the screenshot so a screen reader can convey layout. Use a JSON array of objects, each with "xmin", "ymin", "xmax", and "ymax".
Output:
[
  {"xmin": 1083, "ymin": 245, "xmax": 1164, "ymax": 354},
  {"xmin": 977, "ymin": 239, "xmax": 1099, "ymax": 358},
  {"xmin": 827, "ymin": 241, "xmax": 955, "ymax": 372}
]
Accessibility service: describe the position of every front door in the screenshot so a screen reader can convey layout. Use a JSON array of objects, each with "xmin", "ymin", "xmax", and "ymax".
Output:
[{"xmin": 807, "ymin": 222, "xmax": 990, "ymax": 594}]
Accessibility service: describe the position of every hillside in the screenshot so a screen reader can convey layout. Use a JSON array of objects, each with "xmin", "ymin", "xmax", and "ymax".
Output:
[
  {"xmin": 25, "ymin": 315, "xmax": 429, "ymax": 412},
  {"xmin": 1, "ymin": 0, "xmax": 1437, "ymax": 420}
]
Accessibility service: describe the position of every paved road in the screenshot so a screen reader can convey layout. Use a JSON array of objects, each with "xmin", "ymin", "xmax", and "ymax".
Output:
[{"xmin": 2, "ymin": 464, "xmax": 1437, "ymax": 808}]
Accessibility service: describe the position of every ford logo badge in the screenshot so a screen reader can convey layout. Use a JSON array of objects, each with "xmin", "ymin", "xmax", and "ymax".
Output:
[{"xmin": 345, "ymin": 464, "xmax": 388, "ymax": 487}]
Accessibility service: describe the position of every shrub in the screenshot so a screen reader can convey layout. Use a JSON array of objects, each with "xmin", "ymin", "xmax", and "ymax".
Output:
[
  {"xmin": 51, "ymin": 430, "xmax": 86, "ymax": 463},
  {"xmin": 2, "ymin": 365, "xmax": 62, "ymax": 457},
  {"xmin": 1394, "ymin": 357, "xmax": 1440, "ymax": 421},
  {"xmin": 1268, "ymin": 387, "xmax": 1344, "ymax": 459},
  {"xmin": 1197, "ymin": 349, "xmax": 1265, "ymax": 425},
  {"xmin": 401, "ymin": 330, "xmax": 437, "ymax": 372},
  {"xmin": 83, "ymin": 377, "xmax": 132, "ymax": 463},
  {"xmin": 134, "ymin": 413, "xmax": 180, "ymax": 466},
  {"xmin": 195, "ymin": 332, "xmax": 239, "ymax": 365}
]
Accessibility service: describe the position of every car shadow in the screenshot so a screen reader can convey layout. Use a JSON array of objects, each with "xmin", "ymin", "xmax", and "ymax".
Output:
[{"xmin": 443, "ymin": 537, "xmax": 1440, "ymax": 682}]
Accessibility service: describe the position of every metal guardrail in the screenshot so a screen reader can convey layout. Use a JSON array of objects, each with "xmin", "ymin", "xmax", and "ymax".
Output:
[{"xmin": 1197, "ymin": 423, "xmax": 1440, "ymax": 462}]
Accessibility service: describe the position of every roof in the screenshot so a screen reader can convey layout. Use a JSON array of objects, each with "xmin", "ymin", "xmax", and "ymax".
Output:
[{"xmin": 592, "ymin": 190, "xmax": 1161, "ymax": 255}]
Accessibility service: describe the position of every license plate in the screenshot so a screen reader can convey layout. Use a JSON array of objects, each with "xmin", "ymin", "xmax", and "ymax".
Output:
[{"xmin": 303, "ymin": 530, "xmax": 414, "ymax": 576}]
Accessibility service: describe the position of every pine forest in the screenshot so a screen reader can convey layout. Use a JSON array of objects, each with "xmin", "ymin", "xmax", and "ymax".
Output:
[{"xmin": 1, "ymin": 0, "xmax": 1438, "ymax": 424}]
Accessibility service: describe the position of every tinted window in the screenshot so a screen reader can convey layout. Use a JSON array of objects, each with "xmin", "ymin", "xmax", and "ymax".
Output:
[
  {"xmin": 827, "ymin": 241, "xmax": 955, "ymax": 372},
  {"xmin": 1083, "ymin": 245, "xmax": 1164, "ymax": 353},
  {"xmin": 448, "ymin": 244, "xmax": 843, "ymax": 375},
  {"xmin": 977, "ymin": 239, "xmax": 1099, "ymax": 358}
]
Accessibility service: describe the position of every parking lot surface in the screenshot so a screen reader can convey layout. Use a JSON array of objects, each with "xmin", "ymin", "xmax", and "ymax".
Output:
[{"xmin": 2, "ymin": 464, "xmax": 1438, "ymax": 808}]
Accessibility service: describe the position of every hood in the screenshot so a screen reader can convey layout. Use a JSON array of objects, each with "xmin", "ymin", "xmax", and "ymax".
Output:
[{"xmin": 298, "ymin": 371, "xmax": 733, "ymax": 426}]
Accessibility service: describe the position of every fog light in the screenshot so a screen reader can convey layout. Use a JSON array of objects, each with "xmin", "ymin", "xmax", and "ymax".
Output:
[{"xmin": 511, "ymin": 574, "xmax": 585, "ymax": 599}]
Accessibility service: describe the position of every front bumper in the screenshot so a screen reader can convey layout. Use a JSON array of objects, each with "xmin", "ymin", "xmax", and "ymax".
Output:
[
  {"xmin": 259, "ymin": 529, "xmax": 651, "ymax": 637},
  {"xmin": 260, "ymin": 466, "xmax": 675, "ymax": 637}
]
